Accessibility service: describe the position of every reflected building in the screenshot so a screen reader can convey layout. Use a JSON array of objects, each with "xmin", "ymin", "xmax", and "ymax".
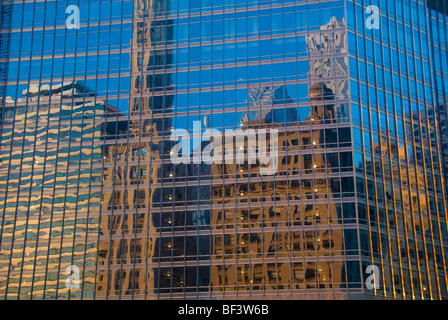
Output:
[
  {"xmin": 95, "ymin": 0, "xmax": 177, "ymax": 298},
  {"xmin": 206, "ymin": 15, "xmax": 354, "ymax": 297},
  {"xmin": 209, "ymin": 100, "xmax": 349, "ymax": 298},
  {"xmin": 0, "ymin": 82, "xmax": 118, "ymax": 299},
  {"xmin": 355, "ymin": 101, "xmax": 448, "ymax": 298},
  {"xmin": 94, "ymin": 0, "xmax": 211, "ymax": 299},
  {"xmin": 349, "ymin": 0, "xmax": 448, "ymax": 299}
]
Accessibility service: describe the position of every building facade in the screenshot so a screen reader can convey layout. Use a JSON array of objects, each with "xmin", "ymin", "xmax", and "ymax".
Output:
[{"xmin": 0, "ymin": 0, "xmax": 447, "ymax": 300}]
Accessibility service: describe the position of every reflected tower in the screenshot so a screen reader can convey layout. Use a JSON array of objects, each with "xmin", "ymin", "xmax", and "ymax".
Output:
[
  {"xmin": 0, "ymin": 82, "xmax": 117, "ymax": 299},
  {"xmin": 95, "ymin": 0, "xmax": 177, "ymax": 299}
]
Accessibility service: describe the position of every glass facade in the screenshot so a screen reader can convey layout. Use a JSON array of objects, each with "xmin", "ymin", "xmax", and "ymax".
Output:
[
  {"xmin": 347, "ymin": 0, "xmax": 448, "ymax": 299},
  {"xmin": 0, "ymin": 0, "xmax": 446, "ymax": 300}
]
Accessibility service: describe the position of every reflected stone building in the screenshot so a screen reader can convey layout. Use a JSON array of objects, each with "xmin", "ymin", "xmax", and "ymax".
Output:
[{"xmin": 95, "ymin": 0, "xmax": 176, "ymax": 298}]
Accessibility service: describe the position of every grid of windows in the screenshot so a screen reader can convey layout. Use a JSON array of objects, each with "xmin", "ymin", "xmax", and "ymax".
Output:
[
  {"xmin": 347, "ymin": 0, "xmax": 448, "ymax": 299},
  {"xmin": 0, "ymin": 0, "xmax": 446, "ymax": 300}
]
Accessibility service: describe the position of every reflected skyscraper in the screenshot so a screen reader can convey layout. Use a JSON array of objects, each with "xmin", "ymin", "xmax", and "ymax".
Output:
[
  {"xmin": 0, "ymin": 81, "xmax": 118, "ymax": 299},
  {"xmin": 0, "ymin": 0, "xmax": 447, "ymax": 300}
]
